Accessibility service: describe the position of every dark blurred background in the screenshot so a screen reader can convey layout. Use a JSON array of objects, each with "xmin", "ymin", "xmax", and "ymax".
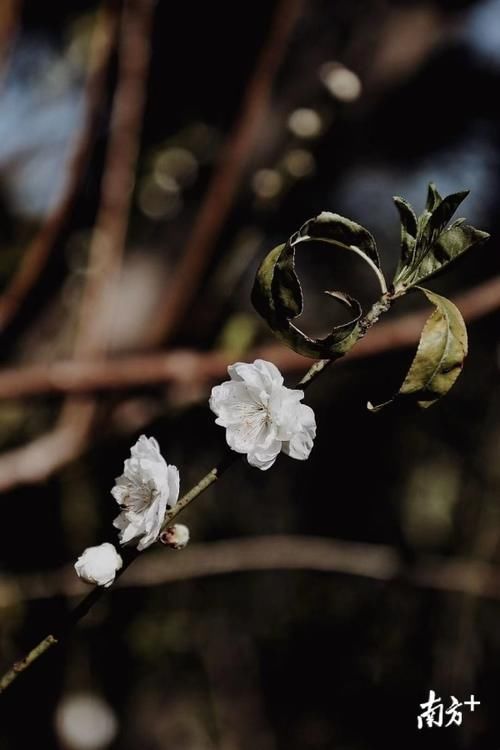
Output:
[{"xmin": 1, "ymin": 0, "xmax": 500, "ymax": 748}]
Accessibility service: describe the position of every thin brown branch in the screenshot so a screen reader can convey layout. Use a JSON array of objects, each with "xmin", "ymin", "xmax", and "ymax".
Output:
[
  {"xmin": 0, "ymin": 274, "xmax": 497, "ymax": 401},
  {"xmin": 0, "ymin": 415, "xmax": 92, "ymax": 490},
  {"xmin": 0, "ymin": 0, "xmax": 22, "ymax": 85},
  {"xmin": 0, "ymin": 3, "xmax": 119, "ymax": 331},
  {"xmin": 73, "ymin": 0, "xmax": 155, "ymax": 360},
  {"xmin": 0, "ymin": 0, "xmax": 155, "ymax": 492},
  {"xmin": 144, "ymin": 0, "xmax": 304, "ymax": 347},
  {"xmin": 0, "ymin": 0, "xmax": 20, "ymax": 53},
  {"xmin": 0, "ymin": 536, "xmax": 499, "ymax": 606},
  {"xmin": 0, "ymin": 0, "xmax": 152, "ymax": 410},
  {"xmin": 58, "ymin": 0, "xmax": 157, "ymax": 481}
]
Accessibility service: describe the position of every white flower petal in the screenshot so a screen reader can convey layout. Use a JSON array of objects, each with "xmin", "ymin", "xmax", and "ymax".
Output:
[
  {"xmin": 282, "ymin": 404, "xmax": 316, "ymax": 460},
  {"xmin": 225, "ymin": 412, "xmax": 269, "ymax": 454},
  {"xmin": 269, "ymin": 387, "xmax": 304, "ymax": 439},
  {"xmin": 116, "ymin": 518, "xmax": 139, "ymax": 545},
  {"xmin": 228, "ymin": 361, "xmax": 262, "ymax": 387},
  {"xmin": 247, "ymin": 440, "xmax": 281, "ymax": 470},
  {"xmin": 167, "ymin": 465, "xmax": 180, "ymax": 508},
  {"xmin": 137, "ymin": 530, "xmax": 155, "ymax": 551},
  {"xmin": 209, "ymin": 382, "xmax": 258, "ymax": 426},
  {"xmin": 253, "ymin": 358, "xmax": 284, "ymax": 385},
  {"xmin": 130, "ymin": 435, "xmax": 161, "ymax": 463},
  {"xmin": 229, "ymin": 360, "xmax": 283, "ymax": 392}
]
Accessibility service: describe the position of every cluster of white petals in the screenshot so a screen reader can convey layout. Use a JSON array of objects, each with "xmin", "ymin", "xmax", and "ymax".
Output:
[
  {"xmin": 112, "ymin": 435, "xmax": 180, "ymax": 550},
  {"xmin": 74, "ymin": 543, "xmax": 123, "ymax": 588},
  {"xmin": 75, "ymin": 360, "xmax": 316, "ymax": 587},
  {"xmin": 210, "ymin": 359, "xmax": 316, "ymax": 470}
]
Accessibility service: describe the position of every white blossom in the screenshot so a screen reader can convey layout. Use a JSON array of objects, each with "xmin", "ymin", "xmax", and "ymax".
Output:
[
  {"xmin": 112, "ymin": 435, "xmax": 180, "ymax": 550},
  {"xmin": 74, "ymin": 543, "xmax": 123, "ymax": 588},
  {"xmin": 209, "ymin": 359, "xmax": 316, "ymax": 470},
  {"xmin": 160, "ymin": 523, "xmax": 190, "ymax": 550}
]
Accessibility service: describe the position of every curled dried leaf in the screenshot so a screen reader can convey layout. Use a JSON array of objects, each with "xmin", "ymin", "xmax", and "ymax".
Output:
[{"xmin": 252, "ymin": 212, "xmax": 387, "ymax": 359}]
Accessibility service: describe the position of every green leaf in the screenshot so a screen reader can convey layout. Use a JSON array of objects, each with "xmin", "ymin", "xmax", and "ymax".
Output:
[
  {"xmin": 251, "ymin": 212, "xmax": 387, "ymax": 359},
  {"xmin": 368, "ymin": 287, "xmax": 468, "ymax": 411},
  {"xmin": 298, "ymin": 211, "xmax": 382, "ymax": 271},
  {"xmin": 426, "ymin": 182, "xmax": 442, "ymax": 212},
  {"xmin": 403, "ymin": 222, "xmax": 489, "ymax": 288},
  {"xmin": 393, "ymin": 196, "xmax": 417, "ymax": 275},
  {"xmin": 393, "ymin": 184, "xmax": 489, "ymax": 293},
  {"xmin": 273, "ymin": 241, "xmax": 303, "ymax": 319},
  {"xmin": 252, "ymin": 243, "xmax": 284, "ymax": 323},
  {"xmin": 428, "ymin": 190, "xmax": 469, "ymax": 235},
  {"xmin": 415, "ymin": 190, "xmax": 469, "ymax": 261}
]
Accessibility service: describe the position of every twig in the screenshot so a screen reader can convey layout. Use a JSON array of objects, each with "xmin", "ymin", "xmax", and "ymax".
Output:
[
  {"xmin": 0, "ymin": 273, "xmax": 498, "ymax": 401},
  {"xmin": 144, "ymin": 0, "xmax": 304, "ymax": 347},
  {"xmin": 0, "ymin": 290, "xmax": 391, "ymax": 693},
  {"xmin": 0, "ymin": 636, "xmax": 57, "ymax": 694},
  {"xmin": 0, "ymin": 3, "xmax": 119, "ymax": 332}
]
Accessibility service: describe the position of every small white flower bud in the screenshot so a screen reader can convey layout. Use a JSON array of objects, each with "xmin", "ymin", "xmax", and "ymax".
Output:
[
  {"xmin": 74, "ymin": 543, "xmax": 123, "ymax": 588},
  {"xmin": 159, "ymin": 523, "xmax": 190, "ymax": 550}
]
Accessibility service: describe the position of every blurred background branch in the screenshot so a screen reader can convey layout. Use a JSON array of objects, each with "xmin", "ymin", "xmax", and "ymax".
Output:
[
  {"xmin": 0, "ymin": 2, "xmax": 119, "ymax": 333},
  {"xmin": 2, "ymin": 535, "xmax": 500, "ymax": 605},
  {"xmin": 0, "ymin": 273, "xmax": 499, "ymax": 403},
  {"xmin": 0, "ymin": 0, "xmax": 154, "ymax": 490},
  {"xmin": 143, "ymin": 0, "xmax": 304, "ymax": 347}
]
